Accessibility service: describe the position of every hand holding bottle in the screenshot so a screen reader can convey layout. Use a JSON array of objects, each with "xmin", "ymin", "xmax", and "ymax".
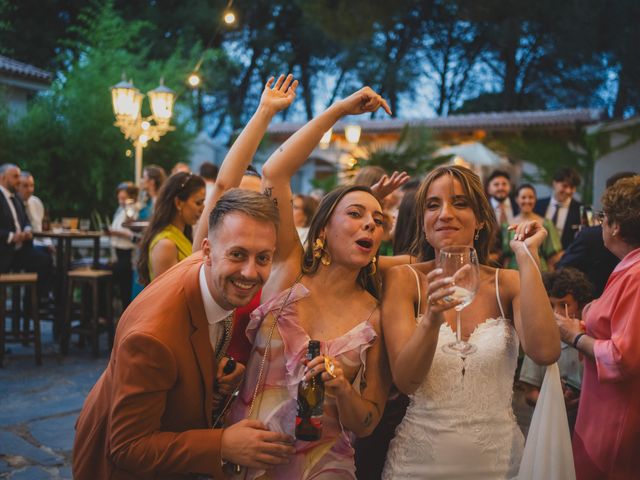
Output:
[{"xmin": 304, "ymin": 355, "xmax": 350, "ymax": 398}]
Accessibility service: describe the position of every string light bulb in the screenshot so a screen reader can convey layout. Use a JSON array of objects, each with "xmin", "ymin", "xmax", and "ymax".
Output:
[
  {"xmin": 223, "ymin": 11, "xmax": 236, "ymax": 25},
  {"xmin": 188, "ymin": 72, "xmax": 201, "ymax": 87}
]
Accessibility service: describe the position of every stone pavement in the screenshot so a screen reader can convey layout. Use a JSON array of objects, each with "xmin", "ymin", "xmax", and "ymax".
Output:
[{"xmin": 0, "ymin": 321, "xmax": 108, "ymax": 479}]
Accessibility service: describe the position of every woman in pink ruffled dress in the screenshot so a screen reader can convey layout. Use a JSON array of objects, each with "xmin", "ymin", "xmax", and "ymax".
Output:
[{"xmin": 227, "ymin": 88, "xmax": 399, "ymax": 479}]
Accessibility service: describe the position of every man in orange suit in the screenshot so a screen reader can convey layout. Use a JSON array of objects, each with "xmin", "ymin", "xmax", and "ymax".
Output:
[{"xmin": 73, "ymin": 189, "xmax": 295, "ymax": 479}]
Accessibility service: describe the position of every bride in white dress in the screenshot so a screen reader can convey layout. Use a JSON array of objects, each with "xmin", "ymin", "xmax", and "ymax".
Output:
[{"xmin": 381, "ymin": 166, "xmax": 560, "ymax": 479}]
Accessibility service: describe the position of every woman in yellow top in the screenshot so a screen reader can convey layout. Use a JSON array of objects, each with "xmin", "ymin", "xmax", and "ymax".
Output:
[{"xmin": 137, "ymin": 171, "xmax": 206, "ymax": 285}]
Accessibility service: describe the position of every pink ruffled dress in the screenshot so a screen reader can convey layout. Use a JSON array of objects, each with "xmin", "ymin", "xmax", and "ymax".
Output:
[{"xmin": 227, "ymin": 282, "xmax": 377, "ymax": 479}]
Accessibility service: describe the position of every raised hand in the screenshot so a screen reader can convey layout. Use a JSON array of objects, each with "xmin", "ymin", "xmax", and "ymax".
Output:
[
  {"xmin": 370, "ymin": 171, "xmax": 410, "ymax": 201},
  {"xmin": 260, "ymin": 74, "xmax": 299, "ymax": 114},
  {"xmin": 338, "ymin": 87, "xmax": 392, "ymax": 117},
  {"xmin": 508, "ymin": 220, "xmax": 547, "ymax": 253}
]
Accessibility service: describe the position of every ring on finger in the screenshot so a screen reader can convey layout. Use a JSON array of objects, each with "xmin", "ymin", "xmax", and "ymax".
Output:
[{"xmin": 324, "ymin": 356, "xmax": 337, "ymax": 378}]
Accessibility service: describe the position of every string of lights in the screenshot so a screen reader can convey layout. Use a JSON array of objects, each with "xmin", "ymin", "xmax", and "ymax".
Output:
[{"xmin": 187, "ymin": 0, "xmax": 237, "ymax": 88}]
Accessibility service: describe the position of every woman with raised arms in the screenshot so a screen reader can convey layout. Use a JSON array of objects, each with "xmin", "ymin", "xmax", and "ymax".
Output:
[{"xmin": 226, "ymin": 87, "xmax": 399, "ymax": 479}]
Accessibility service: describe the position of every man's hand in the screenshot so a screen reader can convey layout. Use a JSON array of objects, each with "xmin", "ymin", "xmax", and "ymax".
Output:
[
  {"xmin": 260, "ymin": 74, "xmax": 298, "ymax": 115},
  {"xmin": 221, "ymin": 419, "xmax": 295, "ymax": 469},
  {"xmin": 11, "ymin": 231, "xmax": 27, "ymax": 243},
  {"xmin": 216, "ymin": 357, "xmax": 245, "ymax": 396}
]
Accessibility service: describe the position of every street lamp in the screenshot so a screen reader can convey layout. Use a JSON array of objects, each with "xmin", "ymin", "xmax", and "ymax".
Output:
[{"xmin": 111, "ymin": 76, "xmax": 176, "ymax": 185}]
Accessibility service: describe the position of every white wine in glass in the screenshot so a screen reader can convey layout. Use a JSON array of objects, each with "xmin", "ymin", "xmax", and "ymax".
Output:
[{"xmin": 439, "ymin": 246, "xmax": 480, "ymax": 356}]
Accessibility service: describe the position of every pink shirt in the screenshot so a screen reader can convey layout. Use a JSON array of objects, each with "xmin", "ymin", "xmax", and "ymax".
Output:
[{"xmin": 573, "ymin": 247, "xmax": 640, "ymax": 479}]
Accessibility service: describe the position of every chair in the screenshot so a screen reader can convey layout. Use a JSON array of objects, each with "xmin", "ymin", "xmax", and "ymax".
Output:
[
  {"xmin": 61, "ymin": 269, "xmax": 114, "ymax": 356},
  {"xmin": 0, "ymin": 273, "xmax": 41, "ymax": 367}
]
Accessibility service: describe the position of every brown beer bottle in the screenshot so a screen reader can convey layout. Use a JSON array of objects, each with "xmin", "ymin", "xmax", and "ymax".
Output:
[{"xmin": 295, "ymin": 340, "xmax": 324, "ymax": 441}]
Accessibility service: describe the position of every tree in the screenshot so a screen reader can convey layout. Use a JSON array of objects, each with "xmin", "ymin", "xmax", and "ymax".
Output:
[
  {"xmin": 0, "ymin": 1, "xmax": 195, "ymax": 218},
  {"xmin": 355, "ymin": 126, "xmax": 447, "ymax": 176}
]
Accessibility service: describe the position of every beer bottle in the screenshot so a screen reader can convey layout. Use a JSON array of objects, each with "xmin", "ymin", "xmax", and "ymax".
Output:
[{"xmin": 295, "ymin": 340, "xmax": 324, "ymax": 441}]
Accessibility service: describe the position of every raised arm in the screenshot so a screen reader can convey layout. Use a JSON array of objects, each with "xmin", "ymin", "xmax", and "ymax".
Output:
[
  {"xmin": 192, "ymin": 74, "xmax": 298, "ymax": 250},
  {"xmin": 261, "ymin": 87, "xmax": 391, "ymax": 301},
  {"xmin": 510, "ymin": 220, "xmax": 561, "ymax": 365}
]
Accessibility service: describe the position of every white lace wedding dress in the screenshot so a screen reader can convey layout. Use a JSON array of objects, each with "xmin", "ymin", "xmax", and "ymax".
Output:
[{"xmin": 382, "ymin": 268, "xmax": 524, "ymax": 479}]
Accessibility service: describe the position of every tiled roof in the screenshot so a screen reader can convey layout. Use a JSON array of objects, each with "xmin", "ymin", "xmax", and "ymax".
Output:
[
  {"xmin": 0, "ymin": 55, "xmax": 52, "ymax": 82},
  {"xmin": 267, "ymin": 109, "xmax": 606, "ymax": 135}
]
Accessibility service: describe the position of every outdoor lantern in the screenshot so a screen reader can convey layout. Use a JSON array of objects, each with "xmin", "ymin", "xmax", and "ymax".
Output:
[
  {"xmin": 319, "ymin": 128, "xmax": 332, "ymax": 149},
  {"xmin": 111, "ymin": 79, "xmax": 142, "ymax": 122},
  {"xmin": 344, "ymin": 124, "xmax": 361, "ymax": 145},
  {"xmin": 111, "ymin": 75, "xmax": 176, "ymax": 186},
  {"xmin": 148, "ymin": 80, "xmax": 175, "ymax": 124}
]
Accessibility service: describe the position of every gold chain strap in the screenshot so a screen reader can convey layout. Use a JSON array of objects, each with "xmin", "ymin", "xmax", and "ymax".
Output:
[{"xmin": 247, "ymin": 274, "xmax": 302, "ymax": 417}]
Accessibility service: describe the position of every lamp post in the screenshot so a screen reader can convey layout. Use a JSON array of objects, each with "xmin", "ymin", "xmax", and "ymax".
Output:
[{"xmin": 111, "ymin": 77, "xmax": 176, "ymax": 185}]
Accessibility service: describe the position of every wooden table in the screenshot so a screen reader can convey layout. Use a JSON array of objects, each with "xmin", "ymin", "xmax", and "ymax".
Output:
[{"xmin": 33, "ymin": 230, "xmax": 104, "ymax": 340}]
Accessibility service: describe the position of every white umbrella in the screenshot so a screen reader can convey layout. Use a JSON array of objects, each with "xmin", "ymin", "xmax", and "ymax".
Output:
[{"xmin": 435, "ymin": 142, "xmax": 508, "ymax": 167}]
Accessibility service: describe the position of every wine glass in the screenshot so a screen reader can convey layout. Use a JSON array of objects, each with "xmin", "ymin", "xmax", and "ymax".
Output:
[{"xmin": 439, "ymin": 246, "xmax": 480, "ymax": 356}]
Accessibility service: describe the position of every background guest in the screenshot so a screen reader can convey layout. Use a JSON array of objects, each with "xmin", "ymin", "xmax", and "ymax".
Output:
[
  {"xmin": 555, "ymin": 176, "xmax": 640, "ymax": 479},
  {"xmin": 198, "ymin": 161, "xmax": 218, "ymax": 201},
  {"xmin": 502, "ymin": 184, "xmax": 563, "ymax": 271},
  {"xmin": 106, "ymin": 182, "xmax": 139, "ymax": 311},
  {"xmin": 17, "ymin": 171, "xmax": 54, "ymax": 255},
  {"xmin": 137, "ymin": 172, "xmax": 205, "ymax": 285},
  {"xmin": 137, "ymin": 164, "xmax": 166, "ymax": 221},
  {"xmin": 535, "ymin": 167, "xmax": 582, "ymax": 249},
  {"xmin": 0, "ymin": 164, "xmax": 52, "ymax": 297},
  {"xmin": 485, "ymin": 169, "xmax": 519, "ymax": 265},
  {"xmin": 486, "ymin": 169, "xmax": 519, "ymax": 225},
  {"xmin": 557, "ymin": 171, "xmax": 636, "ymax": 297},
  {"xmin": 292, "ymin": 193, "xmax": 318, "ymax": 245},
  {"xmin": 519, "ymin": 267, "xmax": 594, "ymax": 433},
  {"xmin": 170, "ymin": 161, "xmax": 191, "ymax": 175}
]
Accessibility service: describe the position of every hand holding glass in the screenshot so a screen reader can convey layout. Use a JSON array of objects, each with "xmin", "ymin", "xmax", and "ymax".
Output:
[{"xmin": 438, "ymin": 246, "xmax": 480, "ymax": 356}]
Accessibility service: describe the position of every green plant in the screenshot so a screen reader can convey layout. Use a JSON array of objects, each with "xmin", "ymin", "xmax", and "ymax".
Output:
[{"xmin": 354, "ymin": 125, "xmax": 449, "ymax": 176}]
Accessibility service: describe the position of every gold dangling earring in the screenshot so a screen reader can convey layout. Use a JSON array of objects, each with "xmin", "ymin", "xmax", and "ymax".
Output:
[
  {"xmin": 321, "ymin": 249, "xmax": 332, "ymax": 266},
  {"xmin": 474, "ymin": 229, "xmax": 480, "ymax": 241},
  {"xmin": 314, "ymin": 237, "xmax": 331, "ymax": 266},
  {"xmin": 313, "ymin": 238, "xmax": 324, "ymax": 259},
  {"xmin": 369, "ymin": 256, "xmax": 377, "ymax": 276}
]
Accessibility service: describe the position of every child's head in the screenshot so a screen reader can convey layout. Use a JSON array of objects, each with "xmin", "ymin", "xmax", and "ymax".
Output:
[{"xmin": 542, "ymin": 268, "xmax": 595, "ymax": 319}]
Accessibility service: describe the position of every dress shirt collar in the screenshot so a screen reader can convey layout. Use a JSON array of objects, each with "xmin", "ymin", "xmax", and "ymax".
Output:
[
  {"xmin": 0, "ymin": 184, "xmax": 14, "ymax": 201},
  {"xmin": 198, "ymin": 265, "xmax": 233, "ymax": 326},
  {"xmin": 551, "ymin": 196, "xmax": 571, "ymax": 209},
  {"xmin": 490, "ymin": 196, "xmax": 512, "ymax": 209}
]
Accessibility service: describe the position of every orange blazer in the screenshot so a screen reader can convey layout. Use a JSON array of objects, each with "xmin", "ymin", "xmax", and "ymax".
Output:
[{"xmin": 73, "ymin": 254, "xmax": 226, "ymax": 479}]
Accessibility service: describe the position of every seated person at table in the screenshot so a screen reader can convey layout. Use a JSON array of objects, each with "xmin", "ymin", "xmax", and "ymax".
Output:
[
  {"xmin": 137, "ymin": 172, "xmax": 205, "ymax": 285},
  {"xmin": 519, "ymin": 267, "xmax": 594, "ymax": 432}
]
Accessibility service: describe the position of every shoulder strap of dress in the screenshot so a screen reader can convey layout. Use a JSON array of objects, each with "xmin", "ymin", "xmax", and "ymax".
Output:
[
  {"xmin": 495, "ymin": 268, "xmax": 506, "ymax": 319},
  {"xmin": 405, "ymin": 265, "xmax": 421, "ymax": 321}
]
